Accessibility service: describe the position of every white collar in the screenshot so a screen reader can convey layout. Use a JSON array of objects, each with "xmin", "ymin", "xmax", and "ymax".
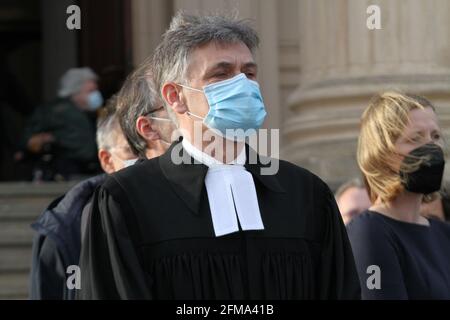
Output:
[
  {"xmin": 182, "ymin": 137, "xmax": 246, "ymax": 168},
  {"xmin": 182, "ymin": 137, "xmax": 263, "ymax": 237}
]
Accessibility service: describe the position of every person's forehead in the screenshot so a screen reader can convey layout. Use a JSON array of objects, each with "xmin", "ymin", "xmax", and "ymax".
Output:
[
  {"xmin": 340, "ymin": 187, "xmax": 367, "ymax": 202},
  {"xmin": 82, "ymin": 79, "xmax": 98, "ymax": 90},
  {"xmin": 189, "ymin": 41, "xmax": 255, "ymax": 69},
  {"xmin": 338, "ymin": 190, "xmax": 359, "ymax": 212},
  {"xmin": 406, "ymin": 107, "xmax": 438, "ymax": 131},
  {"xmin": 338, "ymin": 187, "xmax": 370, "ymax": 212}
]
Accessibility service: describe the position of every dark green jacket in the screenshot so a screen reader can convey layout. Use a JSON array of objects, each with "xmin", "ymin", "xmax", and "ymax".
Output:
[{"xmin": 22, "ymin": 98, "xmax": 97, "ymax": 162}]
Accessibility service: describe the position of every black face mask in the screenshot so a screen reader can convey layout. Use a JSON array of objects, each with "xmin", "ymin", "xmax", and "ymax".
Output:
[{"xmin": 400, "ymin": 143, "xmax": 445, "ymax": 194}]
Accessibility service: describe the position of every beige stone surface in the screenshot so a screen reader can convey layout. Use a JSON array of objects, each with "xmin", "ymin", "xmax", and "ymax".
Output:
[{"xmin": 0, "ymin": 182, "xmax": 76, "ymax": 299}]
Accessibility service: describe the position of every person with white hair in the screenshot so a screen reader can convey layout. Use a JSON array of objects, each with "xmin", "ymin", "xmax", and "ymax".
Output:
[
  {"xmin": 20, "ymin": 67, "xmax": 104, "ymax": 180},
  {"xmin": 57, "ymin": 67, "xmax": 103, "ymax": 108}
]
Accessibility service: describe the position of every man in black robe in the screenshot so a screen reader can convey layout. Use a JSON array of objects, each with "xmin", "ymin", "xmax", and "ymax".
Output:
[{"xmin": 78, "ymin": 12, "xmax": 360, "ymax": 300}]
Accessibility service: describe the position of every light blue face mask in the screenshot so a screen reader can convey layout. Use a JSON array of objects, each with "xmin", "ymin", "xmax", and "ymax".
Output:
[
  {"xmin": 87, "ymin": 90, "xmax": 104, "ymax": 111},
  {"xmin": 179, "ymin": 73, "xmax": 267, "ymax": 141}
]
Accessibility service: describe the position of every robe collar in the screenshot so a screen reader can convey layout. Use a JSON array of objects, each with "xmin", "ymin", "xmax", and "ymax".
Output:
[
  {"xmin": 159, "ymin": 137, "xmax": 286, "ymax": 215},
  {"xmin": 181, "ymin": 137, "xmax": 247, "ymax": 167}
]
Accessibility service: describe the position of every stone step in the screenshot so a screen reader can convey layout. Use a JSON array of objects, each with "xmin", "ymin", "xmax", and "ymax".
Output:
[
  {"xmin": 0, "ymin": 182, "xmax": 78, "ymax": 198},
  {"xmin": 0, "ymin": 181, "xmax": 81, "ymax": 300},
  {"xmin": 0, "ymin": 221, "xmax": 35, "ymax": 246},
  {"xmin": 0, "ymin": 247, "xmax": 32, "ymax": 273},
  {"xmin": 0, "ymin": 272, "xmax": 29, "ymax": 300},
  {"xmin": 0, "ymin": 198, "xmax": 53, "ymax": 221}
]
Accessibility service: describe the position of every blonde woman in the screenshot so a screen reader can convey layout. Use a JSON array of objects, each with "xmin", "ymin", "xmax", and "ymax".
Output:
[{"xmin": 347, "ymin": 92, "xmax": 450, "ymax": 299}]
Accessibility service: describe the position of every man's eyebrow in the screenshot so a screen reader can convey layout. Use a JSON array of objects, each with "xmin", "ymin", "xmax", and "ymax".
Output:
[
  {"xmin": 242, "ymin": 62, "xmax": 258, "ymax": 70},
  {"xmin": 204, "ymin": 61, "xmax": 258, "ymax": 75},
  {"xmin": 205, "ymin": 61, "xmax": 234, "ymax": 73}
]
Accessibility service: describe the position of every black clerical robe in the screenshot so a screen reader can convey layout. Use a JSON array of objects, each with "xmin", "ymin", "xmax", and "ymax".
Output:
[{"xmin": 78, "ymin": 140, "xmax": 360, "ymax": 300}]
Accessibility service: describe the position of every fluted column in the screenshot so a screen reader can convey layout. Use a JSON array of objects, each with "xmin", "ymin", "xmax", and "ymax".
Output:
[
  {"xmin": 131, "ymin": 0, "xmax": 172, "ymax": 65},
  {"xmin": 284, "ymin": 0, "xmax": 450, "ymax": 186}
]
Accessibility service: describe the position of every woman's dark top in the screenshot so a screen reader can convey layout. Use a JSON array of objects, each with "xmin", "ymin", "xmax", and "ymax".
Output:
[{"xmin": 347, "ymin": 210, "xmax": 450, "ymax": 299}]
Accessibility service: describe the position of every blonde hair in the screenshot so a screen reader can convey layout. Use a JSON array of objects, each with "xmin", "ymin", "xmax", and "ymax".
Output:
[{"xmin": 357, "ymin": 91, "xmax": 440, "ymax": 204}]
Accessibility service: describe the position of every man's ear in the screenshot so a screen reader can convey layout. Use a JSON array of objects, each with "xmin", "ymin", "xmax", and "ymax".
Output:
[
  {"xmin": 161, "ymin": 82, "xmax": 188, "ymax": 114},
  {"xmin": 98, "ymin": 149, "xmax": 115, "ymax": 174},
  {"xmin": 136, "ymin": 116, "xmax": 160, "ymax": 141}
]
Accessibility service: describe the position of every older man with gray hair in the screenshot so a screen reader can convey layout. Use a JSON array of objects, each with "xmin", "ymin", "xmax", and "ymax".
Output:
[{"xmin": 78, "ymin": 12, "xmax": 360, "ymax": 300}]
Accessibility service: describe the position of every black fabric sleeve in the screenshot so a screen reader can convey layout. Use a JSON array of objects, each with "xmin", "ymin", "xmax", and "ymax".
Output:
[
  {"xmin": 316, "ymin": 180, "xmax": 361, "ymax": 300},
  {"xmin": 77, "ymin": 184, "xmax": 152, "ymax": 300},
  {"xmin": 346, "ymin": 217, "xmax": 408, "ymax": 299},
  {"xmin": 29, "ymin": 234, "xmax": 66, "ymax": 300}
]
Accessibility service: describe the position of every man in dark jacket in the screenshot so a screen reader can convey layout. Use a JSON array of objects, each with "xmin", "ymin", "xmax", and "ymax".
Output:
[{"xmin": 21, "ymin": 68, "xmax": 102, "ymax": 180}]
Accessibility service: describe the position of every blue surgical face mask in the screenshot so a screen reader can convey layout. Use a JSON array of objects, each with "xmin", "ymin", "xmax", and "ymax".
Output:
[
  {"xmin": 178, "ymin": 73, "xmax": 267, "ymax": 141},
  {"xmin": 87, "ymin": 90, "xmax": 104, "ymax": 111}
]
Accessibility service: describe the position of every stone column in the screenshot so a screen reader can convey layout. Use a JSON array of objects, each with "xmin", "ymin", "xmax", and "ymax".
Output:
[
  {"xmin": 284, "ymin": 0, "xmax": 450, "ymax": 186},
  {"xmin": 131, "ymin": 0, "xmax": 172, "ymax": 65},
  {"xmin": 41, "ymin": 0, "xmax": 78, "ymax": 101}
]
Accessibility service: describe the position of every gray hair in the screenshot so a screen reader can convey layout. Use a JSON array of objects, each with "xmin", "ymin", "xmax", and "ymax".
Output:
[
  {"xmin": 152, "ymin": 12, "xmax": 260, "ymax": 121},
  {"xmin": 116, "ymin": 59, "xmax": 162, "ymax": 158},
  {"xmin": 58, "ymin": 67, "xmax": 98, "ymax": 97},
  {"xmin": 96, "ymin": 98, "xmax": 121, "ymax": 150}
]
